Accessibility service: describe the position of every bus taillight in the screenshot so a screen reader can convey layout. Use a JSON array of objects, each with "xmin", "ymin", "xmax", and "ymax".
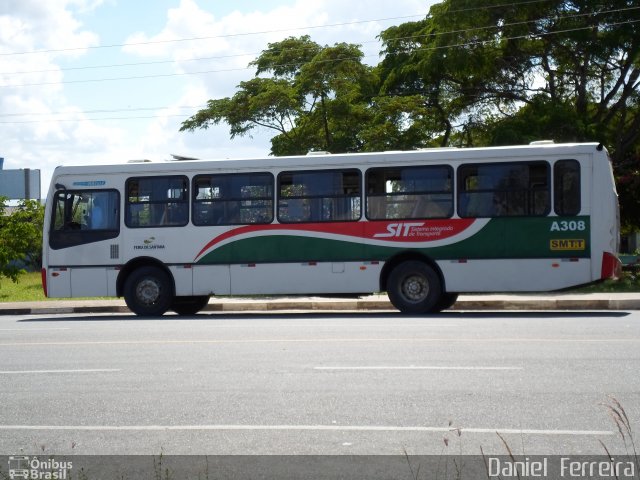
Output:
[
  {"xmin": 41, "ymin": 268, "xmax": 48, "ymax": 297},
  {"xmin": 601, "ymin": 252, "xmax": 621, "ymax": 280}
]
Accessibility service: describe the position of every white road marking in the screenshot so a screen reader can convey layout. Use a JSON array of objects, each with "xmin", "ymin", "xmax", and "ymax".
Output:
[
  {"xmin": 184, "ymin": 323, "xmax": 460, "ymax": 328},
  {"xmin": 0, "ymin": 337, "xmax": 638, "ymax": 347},
  {"xmin": 0, "ymin": 369, "xmax": 120, "ymax": 374},
  {"xmin": 314, "ymin": 366, "xmax": 523, "ymax": 371},
  {"xmin": 0, "ymin": 424, "xmax": 613, "ymax": 436},
  {"xmin": 0, "ymin": 328, "xmax": 70, "ymax": 331}
]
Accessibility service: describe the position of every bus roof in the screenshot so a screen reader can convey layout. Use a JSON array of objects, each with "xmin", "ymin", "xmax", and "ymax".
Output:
[{"xmin": 51, "ymin": 142, "xmax": 606, "ymax": 178}]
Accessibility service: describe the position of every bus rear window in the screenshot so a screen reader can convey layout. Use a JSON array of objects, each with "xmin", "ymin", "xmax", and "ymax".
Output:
[{"xmin": 554, "ymin": 160, "xmax": 581, "ymax": 215}]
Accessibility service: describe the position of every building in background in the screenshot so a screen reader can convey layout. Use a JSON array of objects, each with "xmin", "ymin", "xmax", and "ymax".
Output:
[{"xmin": 0, "ymin": 157, "xmax": 41, "ymax": 201}]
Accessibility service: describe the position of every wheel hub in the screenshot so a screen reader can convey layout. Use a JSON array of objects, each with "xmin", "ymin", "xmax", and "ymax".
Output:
[
  {"xmin": 402, "ymin": 274, "xmax": 428, "ymax": 302},
  {"xmin": 136, "ymin": 278, "xmax": 161, "ymax": 305}
]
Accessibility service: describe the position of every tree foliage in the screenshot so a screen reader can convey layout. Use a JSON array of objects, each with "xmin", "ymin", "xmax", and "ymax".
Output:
[
  {"xmin": 0, "ymin": 198, "xmax": 44, "ymax": 285},
  {"xmin": 180, "ymin": 35, "xmax": 377, "ymax": 155},
  {"xmin": 379, "ymin": 0, "xmax": 640, "ymax": 154}
]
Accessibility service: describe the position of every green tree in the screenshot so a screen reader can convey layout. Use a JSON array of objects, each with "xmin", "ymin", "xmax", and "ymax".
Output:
[
  {"xmin": 616, "ymin": 148, "xmax": 640, "ymax": 234},
  {"xmin": 357, "ymin": 94, "xmax": 443, "ymax": 151},
  {"xmin": 180, "ymin": 35, "xmax": 377, "ymax": 155},
  {"xmin": 378, "ymin": 0, "xmax": 640, "ymax": 152},
  {"xmin": 482, "ymin": 95, "xmax": 584, "ymax": 145},
  {"xmin": 0, "ymin": 198, "xmax": 44, "ymax": 285}
]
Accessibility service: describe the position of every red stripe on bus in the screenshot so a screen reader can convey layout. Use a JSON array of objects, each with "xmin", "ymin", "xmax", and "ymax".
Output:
[{"xmin": 194, "ymin": 219, "xmax": 477, "ymax": 261}]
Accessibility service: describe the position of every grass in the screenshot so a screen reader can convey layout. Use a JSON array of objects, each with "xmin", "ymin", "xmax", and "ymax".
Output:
[
  {"xmin": 0, "ymin": 271, "xmax": 48, "ymax": 302},
  {"xmin": 0, "ymin": 271, "xmax": 109, "ymax": 302}
]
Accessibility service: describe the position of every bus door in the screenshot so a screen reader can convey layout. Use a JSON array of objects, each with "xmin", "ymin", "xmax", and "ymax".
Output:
[{"xmin": 48, "ymin": 189, "xmax": 121, "ymax": 297}]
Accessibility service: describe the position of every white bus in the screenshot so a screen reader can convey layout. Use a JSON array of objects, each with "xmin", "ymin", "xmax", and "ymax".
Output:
[{"xmin": 42, "ymin": 142, "xmax": 620, "ymax": 316}]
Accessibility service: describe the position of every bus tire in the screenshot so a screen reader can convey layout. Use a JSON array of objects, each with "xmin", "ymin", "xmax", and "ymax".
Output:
[
  {"xmin": 124, "ymin": 266, "xmax": 173, "ymax": 316},
  {"xmin": 171, "ymin": 296, "xmax": 210, "ymax": 315},
  {"xmin": 436, "ymin": 292, "xmax": 458, "ymax": 311},
  {"xmin": 387, "ymin": 260, "xmax": 442, "ymax": 314}
]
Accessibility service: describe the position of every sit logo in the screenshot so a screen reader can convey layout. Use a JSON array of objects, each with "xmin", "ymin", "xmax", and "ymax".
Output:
[
  {"xmin": 374, "ymin": 222, "xmax": 424, "ymax": 238},
  {"xmin": 8, "ymin": 456, "xmax": 73, "ymax": 480}
]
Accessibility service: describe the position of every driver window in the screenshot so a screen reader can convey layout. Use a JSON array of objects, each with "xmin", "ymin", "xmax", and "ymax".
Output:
[
  {"xmin": 52, "ymin": 190, "xmax": 118, "ymax": 231},
  {"xmin": 49, "ymin": 189, "xmax": 120, "ymax": 250}
]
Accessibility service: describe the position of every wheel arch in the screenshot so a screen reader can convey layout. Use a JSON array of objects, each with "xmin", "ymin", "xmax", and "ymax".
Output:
[
  {"xmin": 116, "ymin": 257, "xmax": 175, "ymax": 298},
  {"xmin": 379, "ymin": 251, "xmax": 447, "ymax": 293}
]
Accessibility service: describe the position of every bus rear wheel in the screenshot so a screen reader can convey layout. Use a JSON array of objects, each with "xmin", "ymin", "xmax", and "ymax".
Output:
[
  {"xmin": 124, "ymin": 266, "xmax": 173, "ymax": 316},
  {"xmin": 171, "ymin": 296, "xmax": 210, "ymax": 315},
  {"xmin": 387, "ymin": 260, "xmax": 442, "ymax": 314}
]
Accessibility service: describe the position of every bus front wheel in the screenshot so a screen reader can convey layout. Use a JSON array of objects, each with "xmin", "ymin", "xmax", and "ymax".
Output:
[
  {"xmin": 124, "ymin": 266, "xmax": 173, "ymax": 316},
  {"xmin": 387, "ymin": 261, "xmax": 442, "ymax": 314}
]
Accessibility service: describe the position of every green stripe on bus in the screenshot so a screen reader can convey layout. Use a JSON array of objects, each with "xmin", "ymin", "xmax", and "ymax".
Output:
[{"xmin": 195, "ymin": 217, "xmax": 590, "ymax": 264}]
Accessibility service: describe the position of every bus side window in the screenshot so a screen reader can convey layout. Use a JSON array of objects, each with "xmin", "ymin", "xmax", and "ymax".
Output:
[
  {"xmin": 366, "ymin": 166, "xmax": 453, "ymax": 220},
  {"xmin": 192, "ymin": 173, "xmax": 273, "ymax": 226},
  {"xmin": 278, "ymin": 170, "xmax": 361, "ymax": 223},
  {"xmin": 126, "ymin": 176, "xmax": 188, "ymax": 228}
]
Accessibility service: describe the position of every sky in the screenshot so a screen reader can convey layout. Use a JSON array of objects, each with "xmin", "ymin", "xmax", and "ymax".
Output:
[{"xmin": 0, "ymin": 0, "xmax": 434, "ymax": 198}]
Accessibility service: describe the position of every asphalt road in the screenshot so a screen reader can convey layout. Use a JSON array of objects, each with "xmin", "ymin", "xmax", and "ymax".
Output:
[{"xmin": 0, "ymin": 310, "xmax": 639, "ymax": 456}]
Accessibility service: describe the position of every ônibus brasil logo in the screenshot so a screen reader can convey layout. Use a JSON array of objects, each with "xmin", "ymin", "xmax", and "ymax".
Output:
[{"xmin": 8, "ymin": 456, "xmax": 73, "ymax": 480}]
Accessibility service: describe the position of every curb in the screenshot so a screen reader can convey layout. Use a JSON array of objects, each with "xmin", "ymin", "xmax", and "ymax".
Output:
[{"xmin": 1, "ymin": 295, "xmax": 640, "ymax": 315}]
